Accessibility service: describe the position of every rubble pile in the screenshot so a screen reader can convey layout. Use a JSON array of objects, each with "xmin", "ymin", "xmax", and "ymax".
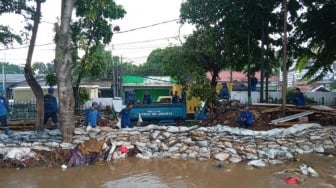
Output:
[{"xmin": 199, "ymin": 99, "xmax": 269, "ymax": 129}]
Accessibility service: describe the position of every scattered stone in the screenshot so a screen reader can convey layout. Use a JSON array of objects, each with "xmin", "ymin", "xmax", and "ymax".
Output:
[
  {"xmin": 213, "ymin": 152, "xmax": 230, "ymax": 161},
  {"xmin": 229, "ymin": 155, "xmax": 242, "ymax": 163},
  {"xmin": 247, "ymin": 159, "xmax": 267, "ymax": 168}
]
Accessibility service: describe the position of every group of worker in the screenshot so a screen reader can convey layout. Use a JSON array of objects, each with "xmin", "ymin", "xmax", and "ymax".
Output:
[
  {"xmin": 0, "ymin": 79, "xmax": 307, "ymax": 134},
  {"xmin": 218, "ymin": 75, "xmax": 306, "ymax": 129}
]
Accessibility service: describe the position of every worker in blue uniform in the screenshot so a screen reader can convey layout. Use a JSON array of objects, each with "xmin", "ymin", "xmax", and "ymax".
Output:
[
  {"xmin": 142, "ymin": 91, "xmax": 152, "ymax": 104},
  {"xmin": 119, "ymin": 103, "xmax": 133, "ymax": 128},
  {"xmin": 84, "ymin": 101, "xmax": 102, "ymax": 131},
  {"xmin": 44, "ymin": 87, "xmax": 58, "ymax": 130},
  {"xmin": 237, "ymin": 106, "xmax": 253, "ymax": 129},
  {"xmin": 172, "ymin": 91, "xmax": 180, "ymax": 103},
  {"xmin": 289, "ymin": 88, "xmax": 306, "ymax": 106},
  {"xmin": 218, "ymin": 82, "xmax": 230, "ymax": 100},
  {"xmin": 250, "ymin": 73, "xmax": 258, "ymax": 91},
  {"xmin": 0, "ymin": 88, "xmax": 11, "ymax": 135},
  {"xmin": 126, "ymin": 89, "xmax": 136, "ymax": 104}
]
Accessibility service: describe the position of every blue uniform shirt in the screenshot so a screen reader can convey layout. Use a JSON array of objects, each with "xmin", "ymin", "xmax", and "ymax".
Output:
[
  {"xmin": 119, "ymin": 108, "xmax": 132, "ymax": 128},
  {"xmin": 219, "ymin": 87, "xmax": 230, "ymax": 99},
  {"xmin": 0, "ymin": 96, "xmax": 9, "ymax": 116},
  {"xmin": 251, "ymin": 77, "xmax": 258, "ymax": 91},
  {"xmin": 237, "ymin": 111, "xmax": 253, "ymax": 124},
  {"xmin": 172, "ymin": 94, "xmax": 180, "ymax": 103},
  {"xmin": 44, "ymin": 94, "xmax": 58, "ymax": 113},
  {"xmin": 85, "ymin": 108, "xmax": 101, "ymax": 127},
  {"xmin": 143, "ymin": 94, "xmax": 152, "ymax": 104},
  {"xmin": 289, "ymin": 92, "xmax": 306, "ymax": 106}
]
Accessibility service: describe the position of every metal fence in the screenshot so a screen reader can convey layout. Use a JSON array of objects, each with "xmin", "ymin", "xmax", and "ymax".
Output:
[
  {"xmin": 7, "ymin": 92, "xmax": 336, "ymax": 121},
  {"xmin": 9, "ymin": 101, "xmax": 36, "ymax": 120}
]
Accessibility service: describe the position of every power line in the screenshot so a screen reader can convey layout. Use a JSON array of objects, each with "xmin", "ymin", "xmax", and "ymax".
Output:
[
  {"xmin": 113, "ymin": 34, "xmax": 189, "ymax": 46},
  {"xmin": 115, "ymin": 19, "xmax": 179, "ymax": 34},
  {"xmin": 0, "ymin": 43, "xmax": 54, "ymax": 51}
]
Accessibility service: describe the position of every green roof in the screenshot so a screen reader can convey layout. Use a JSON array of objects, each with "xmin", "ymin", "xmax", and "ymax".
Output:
[
  {"xmin": 122, "ymin": 76, "xmax": 145, "ymax": 83},
  {"xmin": 122, "ymin": 75, "xmax": 177, "ymax": 84}
]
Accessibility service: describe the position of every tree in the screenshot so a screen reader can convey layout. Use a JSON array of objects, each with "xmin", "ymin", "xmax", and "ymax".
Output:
[
  {"xmin": 24, "ymin": 0, "xmax": 45, "ymax": 130},
  {"xmin": 0, "ymin": 26, "xmax": 22, "ymax": 47},
  {"xmin": 32, "ymin": 62, "xmax": 47, "ymax": 75},
  {"xmin": 0, "ymin": 0, "xmax": 26, "ymax": 47},
  {"xmin": 293, "ymin": 0, "xmax": 336, "ymax": 82},
  {"xmin": 142, "ymin": 49, "xmax": 166, "ymax": 76},
  {"xmin": 54, "ymin": 0, "xmax": 76, "ymax": 142},
  {"xmin": 0, "ymin": 62, "xmax": 24, "ymax": 74},
  {"xmin": 45, "ymin": 72, "xmax": 56, "ymax": 87},
  {"xmin": 71, "ymin": 0, "xmax": 125, "ymax": 109}
]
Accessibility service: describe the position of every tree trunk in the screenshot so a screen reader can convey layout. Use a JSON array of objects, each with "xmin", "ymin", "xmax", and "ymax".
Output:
[
  {"xmin": 210, "ymin": 69, "xmax": 220, "ymax": 87},
  {"xmin": 55, "ymin": 0, "xmax": 75, "ymax": 142},
  {"xmin": 24, "ymin": 0, "xmax": 44, "ymax": 131},
  {"xmin": 282, "ymin": 0, "xmax": 288, "ymax": 116},
  {"xmin": 74, "ymin": 70, "xmax": 83, "ymax": 114}
]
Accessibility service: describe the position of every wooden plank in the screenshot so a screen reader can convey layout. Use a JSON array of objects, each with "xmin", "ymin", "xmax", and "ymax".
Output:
[
  {"xmin": 261, "ymin": 107, "xmax": 281, "ymax": 114},
  {"xmin": 271, "ymin": 111, "xmax": 314, "ymax": 125},
  {"xmin": 252, "ymin": 103, "xmax": 295, "ymax": 107},
  {"xmin": 275, "ymin": 122, "xmax": 299, "ymax": 127}
]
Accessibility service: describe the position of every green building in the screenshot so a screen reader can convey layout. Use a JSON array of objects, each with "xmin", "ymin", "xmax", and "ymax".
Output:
[{"xmin": 122, "ymin": 75, "xmax": 177, "ymax": 103}]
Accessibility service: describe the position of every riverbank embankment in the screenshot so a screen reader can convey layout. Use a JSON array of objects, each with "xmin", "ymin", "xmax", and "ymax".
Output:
[{"xmin": 0, "ymin": 123, "xmax": 335, "ymax": 167}]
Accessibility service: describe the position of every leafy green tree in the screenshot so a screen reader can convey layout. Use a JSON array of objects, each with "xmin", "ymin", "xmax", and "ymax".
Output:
[
  {"xmin": 293, "ymin": 0, "xmax": 336, "ymax": 82},
  {"xmin": 142, "ymin": 49, "xmax": 166, "ymax": 76},
  {"xmin": 0, "ymin": 0, "xmax": 27, "ymax": 47},
  {"xmin": 45, "ymin": 72, "xmax": 56, "ymax": 87},
  {"xmin": 0, "ymin": 62, "xmax": 24, "ymax": 74},
  {"xmin": 32, "ymin": 62, "xmax": 47, "ymax": 75},
  {"xmin": 71, "ymin": 0, "xmax": 125, "ymax": 109}
]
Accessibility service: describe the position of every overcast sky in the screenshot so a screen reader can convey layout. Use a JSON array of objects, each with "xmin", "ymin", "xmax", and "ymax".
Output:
[{"xmin": 0, "ymin": 0, "xmax": 193, "ymax": 66}]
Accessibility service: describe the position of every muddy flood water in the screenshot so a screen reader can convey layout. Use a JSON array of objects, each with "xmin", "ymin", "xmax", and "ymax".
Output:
[{"xmin": 0, "ymin": 154, "xmax": 335, "ymax": 188}]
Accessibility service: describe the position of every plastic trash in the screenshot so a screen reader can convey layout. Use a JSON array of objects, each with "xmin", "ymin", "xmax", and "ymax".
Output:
[
  {"xmin": 61, "ymin": 164, "xmax": 67, "ymax": 169},
  {"xmin": 118, "ymin": 146, "xmax": 129, "ymax": 154},
  {"xmin": 283, "ymin": 177, "xmax": 299, "ymax": 184},
  {"xmin": 116, "ymin": 118, "xmax": 121, "ymax": 129},
  {"xmin": 215, "ymin": 163, "xmax": 223, "ymax": 169}
]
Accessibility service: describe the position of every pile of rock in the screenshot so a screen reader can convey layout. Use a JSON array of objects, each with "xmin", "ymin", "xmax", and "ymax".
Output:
[
  {"xmin": 1, "ymin": 123, "xmax": 336, "ymax": 166},
  {"xmin": 71, "ymin": 123, "xmax": 336, "ymax": 163}
]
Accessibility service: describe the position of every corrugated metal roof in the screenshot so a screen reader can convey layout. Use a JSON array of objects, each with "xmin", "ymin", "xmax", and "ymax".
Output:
[{"xmin": 0, "ymin": 74, "xmax": 26, "ymax": 87}]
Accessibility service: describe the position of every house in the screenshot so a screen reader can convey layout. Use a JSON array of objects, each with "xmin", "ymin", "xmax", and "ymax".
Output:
[
  {"xmin": 0, "ymin": 74, "xmax": 26, "ymax": 98},
  {"xmin": 206, "ymin": 70, "xmax": 280, "ymax": 91},
  {"xmin": 11, "ymin": 76, "xmax": 99, "ymax": 102}
]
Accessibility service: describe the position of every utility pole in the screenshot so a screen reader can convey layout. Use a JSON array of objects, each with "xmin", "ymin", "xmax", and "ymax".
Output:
[
  {"xmin": 111, "ymin": 55, "xmax": 116, "ymax": 98},
  {"xmin": 282, "ymin": 0, "xmax": 288, "ymax": 115},
  {"xmin": 118, "ymin": 55, "xmax": 123, "ymax": 97}
]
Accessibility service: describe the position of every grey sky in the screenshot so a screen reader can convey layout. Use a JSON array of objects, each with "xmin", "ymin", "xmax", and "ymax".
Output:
[{"xmin": 0, "ymin": 0, "xmax": 193, "ymax": 65}]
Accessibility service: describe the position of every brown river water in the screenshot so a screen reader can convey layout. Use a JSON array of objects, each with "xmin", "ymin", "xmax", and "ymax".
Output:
[{"xmin": 0, "ymin": 155, "xmax": 335, "ymax": 188}]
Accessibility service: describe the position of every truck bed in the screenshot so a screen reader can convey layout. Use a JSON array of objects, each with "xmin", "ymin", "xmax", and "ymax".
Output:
[{"xmin": 130, "ymin": 103, "xmax": 187, "ymax": 121}]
